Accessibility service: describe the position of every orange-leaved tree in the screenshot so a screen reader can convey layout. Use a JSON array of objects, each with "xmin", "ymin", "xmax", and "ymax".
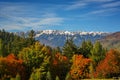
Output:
[
  {"xmin": 94, "ymin": 49, "xmax": 120, "ymax": 78},
  {"xmin": 70, "ymin": 54, "xmax": 91, "ymax": 80},
  {"xmin": 0, "ymin": 53, "xmax": 25, "ymax": 80}
]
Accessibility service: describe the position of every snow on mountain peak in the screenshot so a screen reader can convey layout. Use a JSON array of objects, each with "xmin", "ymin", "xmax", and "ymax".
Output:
[
  {"xmin": 42, "ymin": 30, "xmax": 55, "ymax": 34},
  {"xmin": 35, "ymin": 30, "xmax": 108, "ymax": 37}
]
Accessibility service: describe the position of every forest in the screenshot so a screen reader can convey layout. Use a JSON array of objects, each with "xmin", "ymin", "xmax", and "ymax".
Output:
[{"xmin": 0, "ymin": 29, "xmax": 120, "ymax": 80}]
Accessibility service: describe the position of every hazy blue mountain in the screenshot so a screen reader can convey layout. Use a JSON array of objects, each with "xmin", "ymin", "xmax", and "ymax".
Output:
[{"xmin": 35, "ymin": 30, "xmax": 109, "ymax": 47}]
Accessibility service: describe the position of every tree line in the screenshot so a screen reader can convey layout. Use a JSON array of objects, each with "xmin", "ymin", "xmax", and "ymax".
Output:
[{"xmin": 0, "ymin": 29, "xmax": 35, "ymax": 56}]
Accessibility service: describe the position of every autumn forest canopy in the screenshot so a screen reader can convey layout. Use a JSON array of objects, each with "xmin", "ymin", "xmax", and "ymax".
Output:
[{"xmin": 0, "ymin": 29, "xmax": 120, "ymax": 80}]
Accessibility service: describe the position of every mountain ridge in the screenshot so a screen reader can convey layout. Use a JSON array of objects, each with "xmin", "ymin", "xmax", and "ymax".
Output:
[{"xmin": 35, "ymin": 30, "xmax": 109, "ymax": 47}]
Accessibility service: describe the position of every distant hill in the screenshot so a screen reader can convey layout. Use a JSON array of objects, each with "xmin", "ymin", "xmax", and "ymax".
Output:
[{"xmin": 99, "ymin": 31, "xmax": 120, "ymax": 51}]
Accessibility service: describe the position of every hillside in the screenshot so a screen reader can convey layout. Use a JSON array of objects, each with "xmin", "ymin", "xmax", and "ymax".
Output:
[{"xmin": 100, "ymin": 31, "xmax": 120, "ymax": 50}]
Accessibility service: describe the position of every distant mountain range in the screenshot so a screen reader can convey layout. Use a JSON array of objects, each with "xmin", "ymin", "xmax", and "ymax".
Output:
[{"xmin": 35, "ymin": 30, "xmax": 109, "ymax": 47}]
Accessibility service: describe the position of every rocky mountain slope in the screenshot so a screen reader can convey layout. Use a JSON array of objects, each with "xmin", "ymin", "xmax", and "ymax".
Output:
[{"xmin": 35, "ymin": 30, "xmax": 109, "ymax": 47}]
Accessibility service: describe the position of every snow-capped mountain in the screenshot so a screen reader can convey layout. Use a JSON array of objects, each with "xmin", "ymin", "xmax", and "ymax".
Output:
[{"xmin": 35, "ymin": 30, "xmax": 109, "ymax": 47}]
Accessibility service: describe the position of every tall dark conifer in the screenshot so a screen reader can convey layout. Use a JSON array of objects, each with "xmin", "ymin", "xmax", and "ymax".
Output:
[{"xmin": 62, "ymin": 37, "xmax": 77, "ymax": 59}]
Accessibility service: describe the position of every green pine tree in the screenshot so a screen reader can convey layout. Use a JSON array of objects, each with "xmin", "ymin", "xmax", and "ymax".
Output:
[
  {"xmin": 62, "ymin": 38, "xmax": 77, "ymax": 59},
  {"xmin": 79, "ymin": 40, "xmax": 93, "ymax": 58}
]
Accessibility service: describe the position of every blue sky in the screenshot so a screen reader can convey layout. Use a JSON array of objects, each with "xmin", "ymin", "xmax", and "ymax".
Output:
[{"xmin": 0, "ymin": 0, "xmax": 120, "ymax": 32}]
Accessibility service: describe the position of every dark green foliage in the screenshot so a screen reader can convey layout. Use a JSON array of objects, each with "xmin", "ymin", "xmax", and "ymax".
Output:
[
  {"xmin": 78, "ymin": 40, "xmax": 93, "ymax": 58},
  {"xmin": 27, "ymin": 30, "xmax": 36, "ymax": 45},
  {"xmin": 0, "ymin": 39, "xmax": 3, "ymax": 56},
  {"xmin": 78, "ymin": 40, "xmax": 106, "ymax": 66},
  {"xmin": 62, "ymin": 38, "xmax": 78, "ymax": 59},
  {"xmin": 0, "ymin": 29, "xmax": 35, "ymax": 56},
  {"xmin": 50, "ymin": 63, "xmax": 69, "ymax": 80},
  {"xmin": 28, "ymin": 30, "xmax": 35, "ymax": 39},
  {"xmin": 91, "ymin": 41, "xmax": 106, "ymax": 66}
]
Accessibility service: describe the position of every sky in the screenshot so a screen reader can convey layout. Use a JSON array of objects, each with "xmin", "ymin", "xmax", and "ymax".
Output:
[{"xmin": 0, "ymin": 0, "xmax": 120, "ymax": 32}]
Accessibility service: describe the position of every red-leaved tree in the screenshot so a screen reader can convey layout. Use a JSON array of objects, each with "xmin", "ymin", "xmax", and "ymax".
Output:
[{"xmin": 94, "ymin": 49, "xmax": 120, "ymax": 78}]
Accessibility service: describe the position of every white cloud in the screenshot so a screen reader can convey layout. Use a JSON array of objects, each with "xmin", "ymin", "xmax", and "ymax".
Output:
[
  {"xmin": 0, "ymin": 15, "xmax": 65, "ymax": 31},
  {"xmin": 102, "ymin": 1, "xmax": 120, "ymax": 8},
  {"xmin": 0, "ymin": 24, "xmax": 24, "ymax": 31},
  {"xmin": 13, "ymin": 16, "xmax": 64, "ymax": 26},
  {"xmin": 42, "ymin": 13, "xmax": 57, "ymax": 18},
  {"xmin": 75, "ymin": 7, "xmax": 119, "ymax": 19},
  {"xmin": 39, "ymin": 17, "xmax": 64, "ymax": 25},
  {"xmin": 83, "ymin": 0, "xmax": 114, "ymax": 2},
  {"xmin": 65, "ymin": 2, "xmax": 87, "ymax": 10},
  {"xmin": 66, "ymin": 0, "xmax": 119, "ymax": 18},
  {"xmin": 0, "ymin": 2, "xmax": 57, "ymax": 18},
  {"xmin": 0, "ymin": 2, "xmax": 65, "ymax": 31},
  {"xmin": 65, "ymin": 0, "xmax": 114, "ymax": 10},
  {"xmin": 89, "ymin": 8, "xmax": 118, "ymax": 15}
]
